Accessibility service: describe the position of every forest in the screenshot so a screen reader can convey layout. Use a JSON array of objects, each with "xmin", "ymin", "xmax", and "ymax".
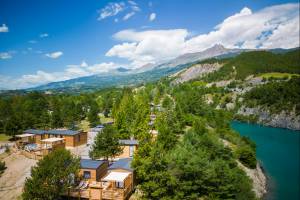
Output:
[
  {"xmin": 201, "ymin": 49, "xmax": 300, "ymax": 81},
  {"xmin": 0, "ymin": 77, "xmax": 258, "ymax": 199},
  {"xmin": 243, "ymin": 77, "xmax": 300, "ymax": 114}
]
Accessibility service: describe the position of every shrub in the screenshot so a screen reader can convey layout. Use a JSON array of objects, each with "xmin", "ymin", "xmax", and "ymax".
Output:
[
  {"xmin": 236, "ymin": 146, "xmax": 257, "ymax": 169},
  {"xmin": 0, "ymin": 161, "xmax": 6, "ymax": 176}
]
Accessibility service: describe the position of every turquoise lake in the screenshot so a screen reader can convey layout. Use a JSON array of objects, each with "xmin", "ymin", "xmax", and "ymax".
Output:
[{"xmin": 231, "ymin": 121, "xmax": 300, "ymax": 200}]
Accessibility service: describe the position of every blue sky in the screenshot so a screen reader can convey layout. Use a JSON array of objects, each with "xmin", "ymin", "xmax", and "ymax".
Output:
[{"xmin": 0, "ymin": 0, "xmax": 299, "ymax": 89}]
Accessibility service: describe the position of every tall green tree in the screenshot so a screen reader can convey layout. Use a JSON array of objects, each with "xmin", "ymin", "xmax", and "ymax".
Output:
[
  {"xmin": 88, "ymin": 102, "xmax": 100, "ymax": 128},
  {"xmin": 22, "ymin": 149, "xmax": 80, "ymax": 200},
  {"xmin": 89, "ymin": 125, "xmax": 122, "ymax": 160}
]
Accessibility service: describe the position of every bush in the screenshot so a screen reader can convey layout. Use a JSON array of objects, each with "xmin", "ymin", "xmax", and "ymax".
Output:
[
  {"xmin": 0, "ymin": 161, "xmax": 6, "ymax": 176},
  {"xmin": 236, "ymin": 146, "xmax": 257, "ymax": 169}
]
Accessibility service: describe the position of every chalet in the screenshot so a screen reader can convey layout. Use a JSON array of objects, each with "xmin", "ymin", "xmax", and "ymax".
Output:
[
  {"xmin": 80, "ymin": 159, "xmax": 109, "ymax": 182},
  {"xmin": 117, "ymin": 139, "xmax": 138, "ymax": 159},
  {"xmin": 69, "ymin": 158, "xmax": 134, "ymax": 200},
  {"xmin": 15, "ymin": 134, "xmax": 66, "ymax": 160},
  {"xmin": 23, "ymin": 129, "xmax": 87, "ymax": 147},
  {"xmin": 149, "ymin": 129, "xmax": 159, "ymax": 140},
  {"xmin": 101, "ymin": 158, "xmax": 134, "ymax": 199}
]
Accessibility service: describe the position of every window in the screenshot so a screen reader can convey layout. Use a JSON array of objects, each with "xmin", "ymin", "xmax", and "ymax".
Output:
[
  {"xmin": 83, "ymin": 171, "xmax": 91, "ymax": 179},
  {"xmin": 116, "ymin": 181, "xmax": 124, "ymax": 188},
  {"xmin": 78, "ymin": 135, "xmax": 81, "ymax": 142},
  {"xmin": 129, "ymin": 146, "xmax": 134, "ymax": 157}
]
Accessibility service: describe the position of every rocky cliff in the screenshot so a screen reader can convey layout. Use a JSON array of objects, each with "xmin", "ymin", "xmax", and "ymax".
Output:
[
  {"xmin": 238, "ymin": 161, "xmax": 267, "ymax": 199},
  {"xmin": 237, "ymin": 106, "xmax": 300, "ymax": 130},
  {"xmin": 172, "ymin": 63, "xmax": 222, "ymax": 84}
]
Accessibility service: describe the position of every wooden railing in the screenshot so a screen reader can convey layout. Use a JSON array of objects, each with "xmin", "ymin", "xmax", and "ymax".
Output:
[
  {"xmin": 68, "ymin": 188, "xmax": 90, "ymax": 199},
  {"xmin": 102, "ymin": 189, "xmax": 124, "ymax": 200}
]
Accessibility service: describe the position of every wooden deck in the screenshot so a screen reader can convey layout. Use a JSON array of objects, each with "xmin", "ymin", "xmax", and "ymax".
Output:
[{"xmin": 68, "ymin": 181, "xmax": 132, "ymax": 200}]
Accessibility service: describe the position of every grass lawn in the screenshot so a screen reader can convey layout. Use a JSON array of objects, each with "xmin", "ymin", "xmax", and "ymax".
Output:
[
  {"xmin": 0, "ymin": 134, "xmax": 11, "ymax": 142},
  {"xmin": 258, "ymin": 72, "xmax": 300, "ymax": 79},
  {"xmin": 99, "ymin": 114, "xmax": 114, "ymax": 124},
  {"xmin": 78, "ymin": 120, "xmax": 90, "ymax": 132},
  {"xmin": 192, "ymin": 81, "xmax": 207, "ymax": 87}
]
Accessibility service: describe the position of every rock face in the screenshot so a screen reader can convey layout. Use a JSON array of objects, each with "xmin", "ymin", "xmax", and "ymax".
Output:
[
  {"xmin": 237, "ymin": 106, "xmax": 300, "ymax": 130},
  {"xmin": 173, "ymin": 63, "xmax": 222, "ymax": 84},
  {"xmin": 238, "ymin": 161, "xmax": 267, "ymax": 199}
]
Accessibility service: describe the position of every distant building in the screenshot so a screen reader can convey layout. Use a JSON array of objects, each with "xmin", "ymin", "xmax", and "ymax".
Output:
[
  {"xmin": 23, "ymin": 129, "xmax": 87, "ymax": 147},
  {"xmin": 149, "ymin": 129, "xmax": 159, "ymax": 140},
  {"xmin": 117, "ymin": 139, "xmax": 139, "ymax": 159}
]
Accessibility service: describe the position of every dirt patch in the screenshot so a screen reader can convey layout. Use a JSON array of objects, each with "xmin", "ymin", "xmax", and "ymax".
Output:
[{"xmin": 0, "ymin": 153, "xmax": 37, "ymax": 200}]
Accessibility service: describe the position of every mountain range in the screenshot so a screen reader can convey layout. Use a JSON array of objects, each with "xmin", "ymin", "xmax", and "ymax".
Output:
[{"xmin": 21, "ymin": 45, "xmax": 296, "ymax": 93}]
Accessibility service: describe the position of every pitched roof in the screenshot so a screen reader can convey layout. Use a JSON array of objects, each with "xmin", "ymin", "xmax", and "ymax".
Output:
[
  {"xmin": 24, "ymin": 129, "xmax": 81, "ymax": 136},
  {"xmin": 80, "ymin": 159, "xmax": 106, "ymax": 169},
  {"xmin": 109, "ymin": 158, "xmax": 133, "ymax": 172},
  {"xmin": 24, "ymin": 129, "xmax": 47, "ymax": 135},
  {"xmin": 119, "ymin": 139, "xmax": 138, "ymax": 145},
  {"xmin": 16, "ymin": 133, "xmax": 35, "ymax": 138},
  {"xmin": 46, "ymin": 129, "xmax": 80, "ymax": 136}
]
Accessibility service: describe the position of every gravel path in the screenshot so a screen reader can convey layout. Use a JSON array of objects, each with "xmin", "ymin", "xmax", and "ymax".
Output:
[{"xmin": 0, "ymin": 153, "xmax": 37, "ymax": 200}]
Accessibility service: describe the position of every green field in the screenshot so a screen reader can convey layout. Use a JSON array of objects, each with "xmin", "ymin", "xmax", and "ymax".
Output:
[
  {"xmin": 258, "ymin": 72, "xmax": 300, "ymax": 79},
  {"xmin": 78, "ymin": 120, "xmax": 90, "ymax": 132},
  {"xmin": 0, "ymin": 134, "xmax": 11, "ymax": 142},
  {"xmin": 99, "ymin": 114, "xmax": 114, "ymax": 124}
]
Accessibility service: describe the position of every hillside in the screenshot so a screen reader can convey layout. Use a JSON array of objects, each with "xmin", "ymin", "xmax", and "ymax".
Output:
[
  {"xmin": 15, "ymin": 47, "xmax": 296, "ymax": 93},
  {"xmin": 171, "ymin": 48, "xmax": 300, "ymax": 130},
  {"xmin": 201, "ymin": 49, "xmax": 300, "ymax": 81}
]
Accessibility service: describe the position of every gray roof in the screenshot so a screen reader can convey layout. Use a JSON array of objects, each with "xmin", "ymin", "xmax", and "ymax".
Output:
[
  {"xmin": 24, "ymin": 129, "xmax": 81, "ymax": 136},
  {"xmin": 80, "ymin": 159, "xmax": 106, "ymax": 169},
  {"xmin": 109, "ymin": 158, "xmax": 133, "ymax": 172},
  {"xmin": 24, "ymin": 129, "xmax": 47, "ymax": 135},
  {"xmin": 119, "ymin": 139, "xmax": 139, "ymax": 146},
  {"xmin": 46, "ymin": 129, "xmax": 80, "ymax": 136}
]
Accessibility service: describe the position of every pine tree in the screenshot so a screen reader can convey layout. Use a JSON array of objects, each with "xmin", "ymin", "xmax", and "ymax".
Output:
[
  {"xmin": 89, "ymin": 125, "xmax": 122, "ymax": 160},
  {"xmin": 22, "ymin": 149, "xmax": 80, "ymax": 200},
  {"xmin": 88, "ymin": 103, "xmax": 100, "ymax": 128}
]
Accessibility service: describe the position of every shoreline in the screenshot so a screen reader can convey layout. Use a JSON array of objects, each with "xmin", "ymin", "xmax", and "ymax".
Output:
[{"xmin": 232, "ymin": 120, "xmax": 300, "ymax": 132}]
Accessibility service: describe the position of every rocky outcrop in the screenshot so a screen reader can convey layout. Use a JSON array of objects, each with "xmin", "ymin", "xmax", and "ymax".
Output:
[
  {"xmin": 237, "ymin": 106, "xmax": 300, "ymax": 130},
  {"xmin": 221, "ymin": 139, "xmax": 267, "ymax": 199},
  {"xmin": 173, "ymin": 63, "xmax": 222, "ymax": 84},
  {"xmin": 238, "ymin": 161, "xmax": 267, "ymax": 199}
]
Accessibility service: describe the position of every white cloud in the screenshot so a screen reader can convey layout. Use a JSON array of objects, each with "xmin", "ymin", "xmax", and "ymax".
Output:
[
  {"xmin": 128, "ymin": 0, "xmax": 140, "ymax": 11},
  {"xmin": 106, "ymin": 29, "xmax": 188, "ymax": 66},
  {"xmin": 0, "ymin": 24, "xmax": 8, "ymax": 32},
  {"xmin": 98, "ymin": 1, "xmax": 140, "ymax": 21},
  {"xmin": 131, "ymin": 5, "xmax": 140, "ymax": 12},
  {"xmin": 80, "ymin": 60, "xmax": 88, "ymax": 67},
  {"xmin": 40, "ymin": 33, "xmax": 49, "ymax": 38},
  {"xmin": 114, "ymin": 18, "xmax": 119, "ymax": 23},
  {"xmin": 28, "ymin": 40, "xmax": 37, "ymax": 44},
  {"xmin": 0, "ymin": 52, "xmax": 12, "ymax": 59},
  {"xmin": 106, "ymin": 3, "xmax": 300, "ymax": 67},
  {"xmin": 128, "ymin": 0, "xmax": 137, "ymax": 6},
  {"xmin": 184, "ymin": 3, "xmax": 300, "ymax": 52},
  {"xmin": 98, "ymin": 2, "xmax": 126, "ymax": 20},
  {"xmin": 149, "ymin": 13, "xmax": 156, "ymax": 21},
  {"xmin": 45, "ymin": 51, "xmax": 63, "ymax": 59},
  {"xmin": 0, "ymin": 61, "xmax": 121, "ymax": 89},
  {"xmin": 123, "ymin": 12, "xmax": 135, "ymax": 20}
]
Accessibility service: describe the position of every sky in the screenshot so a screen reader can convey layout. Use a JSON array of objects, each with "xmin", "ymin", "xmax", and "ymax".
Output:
[{"xmin": 0, "ymin": 0, "xmax": 299, "ymax": 89}]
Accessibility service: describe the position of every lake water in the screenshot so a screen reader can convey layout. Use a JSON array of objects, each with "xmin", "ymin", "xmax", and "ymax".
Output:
[{"xmin": 231, "ymin": 121, "xmax": 300, "ymax": 200}]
